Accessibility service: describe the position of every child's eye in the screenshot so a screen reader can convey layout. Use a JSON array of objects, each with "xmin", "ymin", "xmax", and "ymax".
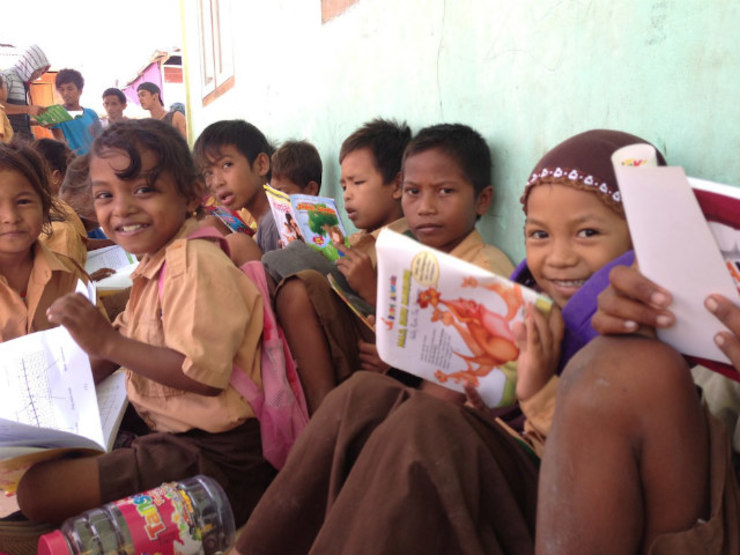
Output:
[
  {"xmin": 526, "ymin": 229, "xmax": 548, "ymax": 240},
  {"xmin": 93, "ymin": 191, "xmax": 112, "ymax": 201},
  {"xmin": 222, "ymin": 161, "xmax": 232, "ymax": 170},
  {"xmin": 577, "ymin": 228, "xmax": 599, "ymax": 238},
  {"xmin": 134, "ymin": 185, "xmax": 156, "ymax": 195},
  {"xmin": 403, "ymin": 186, "xmax": 419, "ymax": 196},
  {"xmin": 16, "ymin": 197, "xmax": 36, "ymax": 206},
  {"xmin": 439, "ymin": 187, "xmax": 455, "ymax": 195}
]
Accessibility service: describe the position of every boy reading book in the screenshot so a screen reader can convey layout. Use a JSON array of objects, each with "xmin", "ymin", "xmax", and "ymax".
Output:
[{"xmin": 267, "ymin": 118, "xmax": 412, "ymax": 412}]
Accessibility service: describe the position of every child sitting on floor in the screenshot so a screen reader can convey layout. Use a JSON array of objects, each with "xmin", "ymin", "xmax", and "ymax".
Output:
[
  {"xmin": 267, "ymin": 118, "xmax": 412, "ymax": 412},
  {"xmin": 0, "ymin": 143, "xmax": 91, "ymax": 342},
  {"xmin": 230, "ymin": 129, "xmax": 679, "ymax": 555},
  {"xmin": 15, "ymin": 119, "xmax": 276, "ymax": 527}
]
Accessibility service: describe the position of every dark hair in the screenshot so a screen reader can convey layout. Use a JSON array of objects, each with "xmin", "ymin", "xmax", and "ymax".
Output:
[
  {"xmin": 60, "ymin": 153, "xmax": 90, "ymax": 195},
  {"xmin": 403, "ymin": 123, "xmax": 491, "ymax": 195},
  {"xmin": 136, "ymin": 82, "xmax": 164, "ymax": 106},
  {"xmin": 0, "ymin": 142, "xmax": 55, "ymax": 231},
  {"xmin": 55, "ymin": 68, "xmax": 84, "ymax": 90},
  {"xmin": 0, "ymin": 74, "xmax": 4, "ymax": 88},
  {"xmin": 193, "ymin": 119, "xmax": 274, "ymax": 182},
  {"xmin": 271, "ymin": 140, "xmax": 323, "ymax": 190},
  {"xmin": 102, "ymin": 87, "xmax": 126, "ymax": 103},
  {"xmin": 32, "ymin": 138, "xmax": 75, "ymax": 175},
  {"xmin": 90, "ymin": 119, "xmax": 199, "ymax": 202},
  {"xmin": 339, "ymin": 118, "xmax": 411, "ymax": 185}
]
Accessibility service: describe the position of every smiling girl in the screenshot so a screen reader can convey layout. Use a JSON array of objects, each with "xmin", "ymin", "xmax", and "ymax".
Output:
[
  {"xmin": 0, "ymin": 143, "xmax": 89, "ymax": 342},
  {"xmin": 16, "ymin": 119, "xmax": 275, "ymax": 527}
]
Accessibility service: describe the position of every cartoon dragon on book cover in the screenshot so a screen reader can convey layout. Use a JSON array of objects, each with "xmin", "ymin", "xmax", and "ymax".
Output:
[{"xmin": 417, "ymin": 278, "xmax": 524, "ymax": 387}]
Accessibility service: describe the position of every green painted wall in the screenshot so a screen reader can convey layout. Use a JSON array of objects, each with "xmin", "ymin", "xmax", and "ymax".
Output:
[{"xmin": 185, "ymin": 0, "xmax": 740, "ymax": 263}]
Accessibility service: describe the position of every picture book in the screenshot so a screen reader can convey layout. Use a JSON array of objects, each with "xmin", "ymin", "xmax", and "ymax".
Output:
[
  {"xmin": 204, "ymin": 204, "xmax": 253, "ymax": 236},
  {"xmin": 264, "ymin": 184, "xmax": 349, "ymax": 261},
  {"xmin": 0, "ymin": 281, "xmax": 129, "ymax": 493},
  {"xmin": 613, "ymin": 144, "xmax": 740, "ymax": 382},
  {"xmin": 375, "ymin": 229, "xmax": 553, "ymax": 407},
  {"xmin": 32, "ymin": 104, "xmax": 73, "ymax": 126},
  {"xmin": 327, "ymin": 273, "xmax": 375, "ymax": 331}
]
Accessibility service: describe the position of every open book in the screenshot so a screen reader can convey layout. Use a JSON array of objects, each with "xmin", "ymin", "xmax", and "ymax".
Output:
[
  {"xmin": 375, "ymin": 230, "xmax": 553, "ymax": 407},
  {"xmin": 86, "ymin": 245, "xmax": 138, "ymax": 293},
  {"xmin": 264, "ymin": 184, "xmax": 349, "ymax": 261},
  {"xmin": 613, "ymin": 144, "xmax": 740, "ymax": 381},
  {"xmin": 0, "ymin": 281, "xmax": 129, "ymax": 493},
  {"xmin": 33, "ymin": 104, "xmax": 74, "ymax": 126}
]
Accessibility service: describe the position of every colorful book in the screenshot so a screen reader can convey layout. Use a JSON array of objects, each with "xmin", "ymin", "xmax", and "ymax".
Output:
[
  {"xmin": 264, "ymin": 184, "xmax": 349, "ymax": 261},
  {"xmin": 613, "ymin": 144, "xmax": 740, "ymax": 382},
  {"xmin": 375, "ymin": 229, "xmax": 553, "ymax": 407},
  {"xmin": 32, "ymin": 104, "xmax": 73, "ymax": 126}
]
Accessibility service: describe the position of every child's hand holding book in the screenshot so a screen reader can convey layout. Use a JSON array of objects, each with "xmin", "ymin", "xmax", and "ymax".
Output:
[
  {"xmin": 514, "ymin": 304, "xmax": 564, "ymax": 402},
  {"xmin": 335, "ymin": 244, "xmax": 378, "ymax": 306}
]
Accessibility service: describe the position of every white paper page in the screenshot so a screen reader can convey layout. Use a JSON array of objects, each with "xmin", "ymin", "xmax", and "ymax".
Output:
[
  {"xmin": 94, "ymin": 262, "xmax": 138, "ymax": 292},
  {"xmin": 0, "ymin": 326, "xmax": 104, "ymax": 449},
  {"xmin": 95, "ymin": 370, "xmax": 128, "ymax": 451},
  {"xmin": 615, "ymin": 164, "xmax": 739, "ymax": 363},
  {"xmin": 85, "ymin": 245, "xmax": 137, "ymax": 274}
]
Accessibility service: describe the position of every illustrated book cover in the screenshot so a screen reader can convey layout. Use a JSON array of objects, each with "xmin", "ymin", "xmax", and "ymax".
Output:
[{"xmin": 375, "ymin": 229, "xmax": 553, "ymax": 407}]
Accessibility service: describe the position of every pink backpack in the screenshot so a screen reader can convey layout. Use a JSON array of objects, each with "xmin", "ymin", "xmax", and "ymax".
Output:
[{"xmin": 158, "ymin": 227, "xmax": 309, "ymax": 469}]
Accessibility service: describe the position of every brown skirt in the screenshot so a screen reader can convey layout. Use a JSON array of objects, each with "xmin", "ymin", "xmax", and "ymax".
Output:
[{"xmin": 236, "ymin": 372, "xmax": 539, "ymax": 555}]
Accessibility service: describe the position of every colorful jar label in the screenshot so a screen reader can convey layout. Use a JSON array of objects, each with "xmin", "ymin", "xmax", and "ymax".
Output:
[{"xmin": 115, "ymin": 482, "xmax": 204, "ymax": 554}]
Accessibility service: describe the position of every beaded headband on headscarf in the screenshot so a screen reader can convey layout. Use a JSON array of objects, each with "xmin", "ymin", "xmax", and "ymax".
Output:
[{"xmin": 520, "ymin": 129, "xmax": 666, "ymax": 216}]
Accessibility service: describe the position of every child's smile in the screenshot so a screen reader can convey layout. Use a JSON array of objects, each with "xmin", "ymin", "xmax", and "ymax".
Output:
[
  {"xmin": 90, "ymin": 149, "xmax": 197, "ymax": 256},
  {"xmin": 0, "ymin": 170, "xmax": 44, "ymax": 259},
  {"xmin": 525, "ymin": 184, "xmax": 632, "ymax": 308}
]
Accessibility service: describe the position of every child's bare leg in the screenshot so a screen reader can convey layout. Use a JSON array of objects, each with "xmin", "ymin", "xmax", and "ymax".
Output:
[
  {"xmin": 276, "ymin": 279, "xmax": 337, "ymax": 414},
  {"xmin": 537, "ymin": 336, "xmax": 709, "ymax": 555},
  {"xmin": 17, "ymin": 456, "xmax": 101, "ymax": 524}
]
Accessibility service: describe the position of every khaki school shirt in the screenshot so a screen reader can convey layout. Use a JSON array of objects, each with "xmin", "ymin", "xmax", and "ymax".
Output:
[
  {"xmin": 115, "ymin": 218, "xmax": 263, "ymax": 433},
  {"xmin": 0, "ymin": 242, "xmax": 86, "ymax": 342},
  {"xmin": 40, "ymin": 199, "xmax": 89, "ymax": 267},
  {"xmin": 449, "ymin": 229, "xmax": 515, "ymax": 277}
]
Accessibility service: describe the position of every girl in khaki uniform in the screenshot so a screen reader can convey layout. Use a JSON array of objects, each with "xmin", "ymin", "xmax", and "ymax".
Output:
[
  {"xmin": 0, "ymin": 143, "xmax": 87, "ymax": 342},
  {"xmin": 16, "ymin": 119, "xmax": 275, "ymax": 526}
]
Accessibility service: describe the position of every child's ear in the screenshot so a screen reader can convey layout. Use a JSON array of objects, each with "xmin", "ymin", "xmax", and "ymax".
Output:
[
  {"xmin": 475, "ymin": 186, "xmax": 494, "ymax": 217},
  {"xmin": 391, "ymin": 171, "xmax": 403, "ymax": 200},
  {"xmin": 254, "ymin": 152, "xmax": 271, "ymax": 179},
  {"xmin": 306, "ymin": 181, "xmax": 320, "ymax": 196}
]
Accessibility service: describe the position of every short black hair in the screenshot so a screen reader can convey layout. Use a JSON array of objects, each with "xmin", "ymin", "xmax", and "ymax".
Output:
[
  {"xmin": 32, "ymin": 138, "xmax": 75, "ymax": 175},
  {"xmin": 90, "ymin": 119, "xmax": 199, "ymax": 203},
  {"xmin": 102, "ymin": 87, "xmax": 126, "ymax": 103},
  {"xmin": 55, "ymin": 68, "xmax": 84, "ymax": 91},
  {"xmin": 403, "ymin": 123, "xmax": 491, "ymax": 195},
  {"xmin": 0, "ymin": 142, "xmax": 55, "ymax": 231},
  {"xmin": 193, "ymin": 119, "xmax": 274, "ymax": 181},
  {"xmin": 271, "ymin": 140, "xmax": 322, "ymax": 190},
  {"xmin": 339, "ymin": 118, "xmax": 411, "ymax": 185}
]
